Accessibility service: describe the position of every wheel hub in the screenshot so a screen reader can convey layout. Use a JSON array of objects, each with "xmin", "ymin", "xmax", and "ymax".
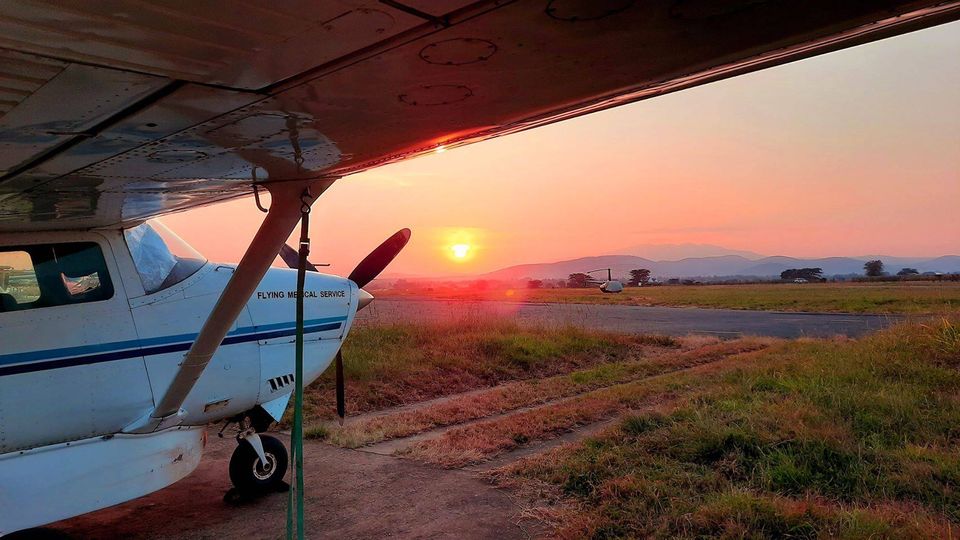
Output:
[{"xmin": 253, "ymin": 453, "xmax": 277, "ymax": 480}]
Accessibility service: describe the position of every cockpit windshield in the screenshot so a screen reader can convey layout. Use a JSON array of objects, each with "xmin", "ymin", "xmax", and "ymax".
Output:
[{"xmin": 124, "ymin": 220, "xmax": 206, "ymax": 295}]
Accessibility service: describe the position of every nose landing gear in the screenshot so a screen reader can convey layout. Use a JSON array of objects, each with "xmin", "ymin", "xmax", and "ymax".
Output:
[
  {"xmin": 230, "ymin": 433, "xmax": 288, "ymax": 494},
  {"xmin": 222, "ymin": 416, "xmax": 289, "ymax": 505}
]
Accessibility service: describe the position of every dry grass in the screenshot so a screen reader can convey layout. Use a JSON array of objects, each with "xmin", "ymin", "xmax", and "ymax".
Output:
[
  {"xmin": 378, "ymin": 281, "xmax": 960, "ymax": 314},
  {"xmin": 490, "ymin": 318, "xmax": 960, "ymax": 538},
  {"xmin": 397, "ymin": 340, "xmax": 773, "ymax": 467},
  {"xmin": 298, "ymin": 319, "xmax": 678, "ymax": 423},
  {"xmin": 316, "ymin": 339, "xmax": 770, "ymax": 448}
]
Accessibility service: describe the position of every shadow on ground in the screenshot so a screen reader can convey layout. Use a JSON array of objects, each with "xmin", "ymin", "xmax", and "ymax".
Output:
[{"xmin": 53, "ymin": 435, "xmax": 535, "ymax": 539}]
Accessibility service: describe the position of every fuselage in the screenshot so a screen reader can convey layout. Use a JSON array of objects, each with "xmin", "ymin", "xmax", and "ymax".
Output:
[{"xmin": 0, "ymin": 222, "xmax": 357, "ymax": 531}]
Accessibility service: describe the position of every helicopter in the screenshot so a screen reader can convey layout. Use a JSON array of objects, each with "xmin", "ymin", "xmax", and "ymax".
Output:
[{"xmin": 586, "ymin": 268, "xmax": 625, "ymax": 294}]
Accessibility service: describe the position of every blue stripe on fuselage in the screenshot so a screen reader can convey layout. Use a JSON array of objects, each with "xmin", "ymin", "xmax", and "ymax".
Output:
[{"xmin": 0, "ymin": 316, "xmax": 347, "ymax": 377}]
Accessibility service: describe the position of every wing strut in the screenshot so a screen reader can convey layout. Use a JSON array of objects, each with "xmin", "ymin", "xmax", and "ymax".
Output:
[{"xmin": 124, "ymin": 179, "xmax": 334, "ymax": 433}]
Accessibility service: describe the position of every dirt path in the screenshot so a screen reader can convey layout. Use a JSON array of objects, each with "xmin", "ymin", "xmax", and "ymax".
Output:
[
  {"xmin": 52, "ymin": 435, "xmax": 537, "ymax": 539},
  {"xmin": 321, "ymin": 341, "xmax": 763, "ymax": 461},
  {"xmin": 463, "ymin": 416, "xmax": 622, "ymax": 473},
  {"xmin": 355, "ymin": 391, "xmax": 596, "ymax": 457}
]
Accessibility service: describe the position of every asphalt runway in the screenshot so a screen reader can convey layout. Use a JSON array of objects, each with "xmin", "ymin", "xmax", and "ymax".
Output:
[{"xmin": 358, "ymin": 298, "xmax": 904, "ymax": 339}]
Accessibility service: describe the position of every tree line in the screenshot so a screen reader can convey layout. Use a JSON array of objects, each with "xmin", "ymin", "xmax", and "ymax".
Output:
[
  {"xmin": 779, "ymin": 260, "xmax": 923, "ymax": 280},
  {"xmin": 553, "ymin": 260, "xmax": 935, "ymax": 289}
]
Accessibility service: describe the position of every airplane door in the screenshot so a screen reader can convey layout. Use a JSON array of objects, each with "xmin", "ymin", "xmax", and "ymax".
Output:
[
  {"xmin": 123, "ymin": 222, "xmax": 261, "ymax": 426},
  {"xmin": 0, "ymin": 234, "xmax": 152, "ymax": 453},
  {"xmin": 129, "ymin": 265, "xmax": 262, "ymax": 425}
]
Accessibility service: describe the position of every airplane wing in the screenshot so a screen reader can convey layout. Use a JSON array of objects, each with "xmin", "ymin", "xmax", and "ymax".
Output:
[{"xmin": 1, "ymin": 0, "xmax": 957, "ymax": 232}]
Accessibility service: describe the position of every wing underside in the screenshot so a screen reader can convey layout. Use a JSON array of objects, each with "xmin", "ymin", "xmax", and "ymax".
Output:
[{"xmin": 0, "ymin": 0, "xmax": 957, "ymax": 231}]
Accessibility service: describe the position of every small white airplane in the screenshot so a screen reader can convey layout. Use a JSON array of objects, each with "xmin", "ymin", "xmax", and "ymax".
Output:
[
  {"xmin": 0, "ymin": 0, "xmax": 957, "ymax": 535},
  {"xmin": 0, "ymin": 216, "xmax": 411, "ymax": 532}
]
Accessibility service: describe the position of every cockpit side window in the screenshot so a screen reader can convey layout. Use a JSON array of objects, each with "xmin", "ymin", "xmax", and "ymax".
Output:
[
  {"xmin": 123, "ymin": 220, "xmax": 206, "ymax": 295},
  {"xmin": 0, "ymin": 242, "xmax": 114, "ymax": 313}
]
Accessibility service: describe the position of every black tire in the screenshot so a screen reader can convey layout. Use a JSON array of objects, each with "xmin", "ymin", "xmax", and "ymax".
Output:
[{"xmin": 229, "ymin": 434, "xmax": 288, "ymax": 494}]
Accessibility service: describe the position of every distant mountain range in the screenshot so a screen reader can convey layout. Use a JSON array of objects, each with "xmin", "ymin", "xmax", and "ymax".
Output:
[
  {"xmin": 612, "ymin": 243, "xmax": 765, "ymax": 261},
  {"xmin": 482, "ymin": 254, "xmax": 960, "ymax": 280}
]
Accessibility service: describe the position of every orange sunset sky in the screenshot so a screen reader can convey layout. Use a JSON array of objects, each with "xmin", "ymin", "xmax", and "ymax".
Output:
[{"xmin": 165, "ymin": 22, "xmax": 960, "ymax": 278}]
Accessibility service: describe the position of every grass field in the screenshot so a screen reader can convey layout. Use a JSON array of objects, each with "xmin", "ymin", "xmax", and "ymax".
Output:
[
  {"xmin": 297, "ymin": 320, "xmax": 680, "ymax": 423},
  {"xmin": 377, "ymin": 281, "xmax": 960, "ymax": 314},
  {"xmin": 315, "ymin": 338, "xmax": 768, "ymax": 448},
  {"xmin": 298, "ymin": 314, "xmax": 960, "ymax": 537},
  {"xmin": 495, "ymin": 317, "xmax": 960, "ymax": 538}
]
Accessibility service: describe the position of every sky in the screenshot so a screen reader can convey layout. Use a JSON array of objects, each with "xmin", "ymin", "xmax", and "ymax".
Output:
[{"xmin": 164, "ymin": 21, "xmax": 960, "ymax": 278}]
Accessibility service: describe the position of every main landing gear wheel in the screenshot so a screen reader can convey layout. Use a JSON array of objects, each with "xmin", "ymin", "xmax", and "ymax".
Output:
[{"xmin": 229, "ymin": 434, "xmax": 288, "ymax": 495}]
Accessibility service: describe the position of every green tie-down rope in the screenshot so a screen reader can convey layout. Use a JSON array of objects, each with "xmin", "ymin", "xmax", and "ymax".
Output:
[{"xmin": 287, "ymin": 198, "xmax": 310, "ymax": 539}]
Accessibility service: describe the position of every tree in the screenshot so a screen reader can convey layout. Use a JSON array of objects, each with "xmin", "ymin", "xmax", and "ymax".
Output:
[
  {"xmin": 627, "ymin": 268, "xmax": 651, "ymax": 287},
  {"xmin": 526, "ymin": 279, "xmax": 543, "ymax": 289},
  {"xmin": 863, "ymin": 260, "xmax": 884, "ymax": 277},
  {"xmin": 567, "ymin": 273, "xmax": 591, "ymax": 288},
  {"xmin": 780, "ymin": 268, "xmax": 824, "ymax": 281},
  {"xmin": 897, "ymin": 268, "xmax": 919, "ymax": 276}
]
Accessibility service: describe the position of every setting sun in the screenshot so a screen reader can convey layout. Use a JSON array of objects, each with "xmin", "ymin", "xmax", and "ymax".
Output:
[
  {"xmin": 440, "ymin": 228, "xmax": 484, "ymax": 266},
  {"xmin": 451, "ymin": 243, "xmax": 470, "ymax": 259}
]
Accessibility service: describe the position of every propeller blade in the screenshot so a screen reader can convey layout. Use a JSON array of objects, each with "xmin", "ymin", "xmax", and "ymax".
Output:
[
  {"xmin": 335, "ymin": 348, "xmax": 345, "ymax": 426},
  {"xmin": 348, "ymin": 228, "xmax": 411, "ymax": 289},
  {"xmin": 279, "ymin": 243, "xmax": 318, "ymax": 272}
]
